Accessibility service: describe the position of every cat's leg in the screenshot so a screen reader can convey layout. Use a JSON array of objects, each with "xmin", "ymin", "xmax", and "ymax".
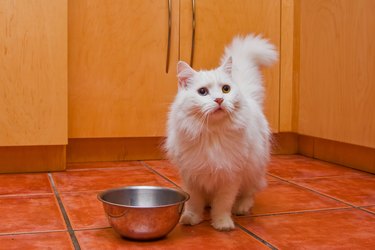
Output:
[
  {"xmin": 232, "ymin": 192, "xmax": 255, "ymax": 216},
  {"xmin": 210, "ymin": 184, "xmax": 240, "ymax": 231},
  {"xmin": 233, "ymin": 175, "xmax": 267, "ymax": 215},
  {"xmin": 180, "ymin": 185, "xmax": 205, "ymax": 226}
]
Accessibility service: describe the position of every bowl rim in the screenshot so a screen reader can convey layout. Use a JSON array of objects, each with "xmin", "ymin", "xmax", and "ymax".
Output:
[{"xmin": 97, "ymin": 185, "xmax": 190, "ymax": 208}]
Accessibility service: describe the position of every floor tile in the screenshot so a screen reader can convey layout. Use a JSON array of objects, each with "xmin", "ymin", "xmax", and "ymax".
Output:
[
  {"xmin": 236, "ymin": 209, "xmax": 375, "ymax": 249},
  {"xmin": 52, "ymin": 166, "xmax": 174, "ymax": 193},
  {"xmin": 143, "ymin": 160, "xmax": 182, "ymax": 185},
  {"xmin": 362, "ymin": 206, "xmax": 375, "ymax": 214},
  {"xmin": 0, "ymin": 195, "xmax": 66, "ymax": 234},
  {"xmin": 0, "ymin": 232, "xmax": 74, "ymax": 250},
  {"xmin": 249, "ymin": 181, "xmax": 349, "ymax": 216},
  {"xmin": 76, "ymin": 222, "xmax": 269, "ymax": 250},
  {"xmin": 60, "ymin": 191, "xmax": 109, "ymax": 230},
  {"xmin": 292, "ymin": 175, "xmax": 375, "ymax": 206},
  {"xmin": 269, "ymin": 155, "xmax": 367, "ymax": 179},
  {"xmin": 67, "ymin": 161, "xmax": 143, "ymax": 171},
  {"xmin": 0, "ymin": 173, "xmax": 52, "ymax": 196}
]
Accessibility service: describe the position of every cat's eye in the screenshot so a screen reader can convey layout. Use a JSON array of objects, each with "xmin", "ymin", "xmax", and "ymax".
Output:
[
  {"xmin": 197, "ymin": 87, "xmax": 209, "ymax": 96},
  {"xmin": 222, "ymin": 85, "xmax": 231, "ymax": 93}
]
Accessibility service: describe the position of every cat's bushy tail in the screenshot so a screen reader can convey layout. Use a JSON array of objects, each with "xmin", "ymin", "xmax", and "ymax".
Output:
[{"xmin": 221, "ymin": 34, "xmax": 278, "ymax": 104}]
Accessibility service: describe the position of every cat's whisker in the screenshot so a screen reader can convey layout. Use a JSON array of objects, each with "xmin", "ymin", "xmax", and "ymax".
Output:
[
  {"xmin": 192, "ymin": 111, "xmax": 208, "ymax": 135},
  {"xmin": 202, "ymin": 112, "xmax": 211, "ymax": 133},
  {"xmin": 226, "ymin": 112, "xmax": 235, "ymax": 122},
  {"xmin": 197, "ymin": 115, "xmax": 206, "ymax": 134},
  {"xmin": 205, "ymin": 114, "xmax": 211, "ymax": 132},
  {"xmin": 204, "ymin": 107, "xmax": 215, "ymax": 128}
]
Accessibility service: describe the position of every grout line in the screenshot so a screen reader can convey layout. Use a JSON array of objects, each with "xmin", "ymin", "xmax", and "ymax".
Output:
[
  {"xmin": 0, "ymin": 192, "xmax": 55, "ymax": 198},
  {"xmin": 140, "ymin": 161, "xmax": 180, "ymax": 188},
  {"xmin": 64, "ymin": 165, "xmax": 145, "ymax": 172},
  {"xmin": 287, "ymin": 183, "xmax": 360, "ymax": 208},
  {"xmin": 235, "ymin": 222, "xmax": 278, "ymax": 250},
  {"xmin": 266, "ymin": 173, "xmax": 352, "ymax": 181},
  {"xmin": 267, "ymin": 173, "xmax": 361, "ymax": 209},
  {"xmin": 0, "ymin": 229, "xmax": 67, "ymax": 237},
  {"xmin": 358, "ymin": 207, "xmax": 375, "ymax": 216},
  {"xmin": 74, "ymin": 226, "xmax": 112, "ymax": 232},
  {"xmin": 237, "ymin": 207, "xmax": 353, "ymax": 219},
  {"xmin": 48, "ymin": 173, "xmax": 81, "ymax": 250},
  {"xmin": 268, "ymin": 174, "xmax": 367, "ymax": 181}
]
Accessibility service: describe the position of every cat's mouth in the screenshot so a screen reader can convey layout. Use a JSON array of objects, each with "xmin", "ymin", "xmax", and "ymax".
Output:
[{"xmin": 211, "ymin": 106, "xmax": 227, "ymax": 115}]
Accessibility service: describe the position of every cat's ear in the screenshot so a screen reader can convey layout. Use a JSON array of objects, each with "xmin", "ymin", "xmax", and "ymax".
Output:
[
  {"xmin": 221, "ymin": 56, "xmax": 232, "ymax": 76},
  {"xmin": 177, "ymin": 61, "xmax": 195, "ymax": 89}
]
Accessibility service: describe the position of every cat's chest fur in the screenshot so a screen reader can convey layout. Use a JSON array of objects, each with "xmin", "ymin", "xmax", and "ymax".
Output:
[
  {"xmin": 174, "ymin": 123, "xmax": 251, "ymax": 192},
  {"xmin": 180, "ymin": 124, "xmax": 249, "ymax": 173}
]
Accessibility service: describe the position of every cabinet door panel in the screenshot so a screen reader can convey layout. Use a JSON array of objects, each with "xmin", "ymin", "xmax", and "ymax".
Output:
[
  {"xmin": 180, "ymin": 0, "xmax": 280, "ymax": 132},
  {"xmin": 298, "ymin": 0, "xmax": 375, "ymax": 148},
  {"xmin": 0, "ymin": 0, "xmax": 67, "ymax": 146},
  {"xmin": 69, "ymin": 0, "xmax": 179, "ymax": 138}
]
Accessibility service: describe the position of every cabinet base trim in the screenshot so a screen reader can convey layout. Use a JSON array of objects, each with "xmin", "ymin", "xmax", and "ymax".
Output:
[
  {"xmin": 298, "ymin": 135, "xmax": 375, "ymax": 174},
  {"xmin": 0, "ymin": 145, "xmax": 66, "ymax": 173},
  {"xmin": 3, "ymin": 135, "xmax": 372, "ymax": 174},
  {"xmin": 67, "ymin": 137, "xmax": 165, "ymax": 163}
]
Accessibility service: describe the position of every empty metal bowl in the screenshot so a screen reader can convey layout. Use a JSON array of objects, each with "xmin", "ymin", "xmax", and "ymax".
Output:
[{"xmin": 98, "ymin": 186, "xmax": 189, "ymax": 240}]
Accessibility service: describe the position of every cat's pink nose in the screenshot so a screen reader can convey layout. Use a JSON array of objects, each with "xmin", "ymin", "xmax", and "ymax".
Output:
[{"xmin": 214, "ymin": 98, "xmax": 224, "ymax": 105}]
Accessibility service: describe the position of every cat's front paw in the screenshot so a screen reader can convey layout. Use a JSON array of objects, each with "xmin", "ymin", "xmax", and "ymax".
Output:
[
  {"xmin": 211, "ymin": 215, "xmax": 235, "ymax": 231},
  {"xmin": 180, "ymin": 211, "xmax": 203, "ymax": 226}
]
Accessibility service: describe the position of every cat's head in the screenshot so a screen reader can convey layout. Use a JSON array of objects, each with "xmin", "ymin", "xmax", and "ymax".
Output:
[{"xmin": 175, "ymin": 57, "xmax": 242, "ymax": 122}]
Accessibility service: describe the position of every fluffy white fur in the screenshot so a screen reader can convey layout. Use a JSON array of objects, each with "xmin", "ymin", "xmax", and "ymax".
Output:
[{"xmin": 165, "ymin": 34, "xmax": 278, "ymax": 231}]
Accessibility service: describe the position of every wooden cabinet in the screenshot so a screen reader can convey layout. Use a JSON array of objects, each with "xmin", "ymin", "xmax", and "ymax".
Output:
[
  {"xmin": 68, "ymin": 0, "xmax": 180, "ymax": 138},
  {"xmin": 297, "ymin": 0, "xmax": 375, "ymax": 148},
  {"xmin": 0, "ymin": 0, "xmax": 67, "ymax": 172},
  {"xmin": 68, "ymin": 0, "xmax": 281, "ymax": 138},
  {"xmin": 0, "ymin": 0, "xmax": 67, "ymax": 146}
]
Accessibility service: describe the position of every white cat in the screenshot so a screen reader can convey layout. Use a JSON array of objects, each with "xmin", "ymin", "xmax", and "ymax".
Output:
[{"xmin": 165, "ymin": 34, "xmax": 277, "ymax": 231}]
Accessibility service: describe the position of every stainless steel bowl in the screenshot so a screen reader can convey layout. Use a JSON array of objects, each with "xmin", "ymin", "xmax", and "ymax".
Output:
[{"xmin": 98, "ymin": 186, "xmax": 189, "ymax": 240}]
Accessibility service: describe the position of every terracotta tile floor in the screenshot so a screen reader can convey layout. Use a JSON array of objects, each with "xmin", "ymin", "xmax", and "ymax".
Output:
[{"xmin": 0, "ymin": 155, "xmax": 374, "ymax": 249}]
